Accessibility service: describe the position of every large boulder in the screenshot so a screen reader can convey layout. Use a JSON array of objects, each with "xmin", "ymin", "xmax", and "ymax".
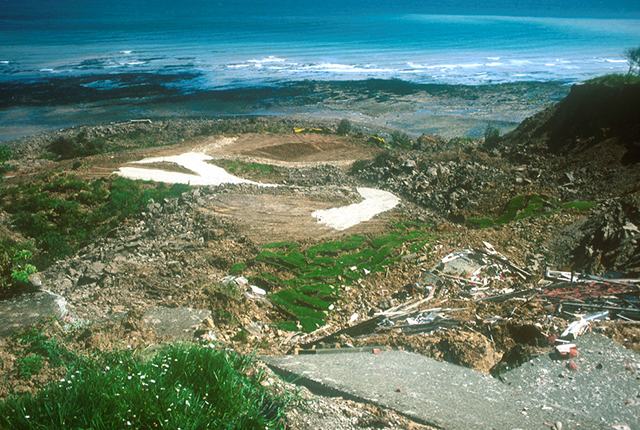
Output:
[{"xmin": 0, "ymin": 290, "xmax": 67, "ymax": 337}]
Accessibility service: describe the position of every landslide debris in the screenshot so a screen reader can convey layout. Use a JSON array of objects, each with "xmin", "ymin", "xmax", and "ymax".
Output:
[{"xmin": 1, "ymin": 82, "xmax": 640, "ymax": 428}]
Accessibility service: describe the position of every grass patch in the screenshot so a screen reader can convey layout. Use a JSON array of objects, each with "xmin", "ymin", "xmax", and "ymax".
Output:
[
  {"xmin": 230, "ymin": 262, "xmax": 247, "ymax": 274},
  {"xmin": 1, "ymin": 320, "xmax": 290, "ymax": 430},
  {"xmin": 14, "ymin": 318, "xmax": 72, "ymax": 366},
  {"xmin": 562, "ymin": 201, "xmax": 597, "ymax": 211},
  {"xmin": 253, "ymin": 223, "xmax": 437, "ymax": 332},
  {"xmin": 209, "ymin": 159, "xmax": 282, "ymax": 181},
  {"xmin": 584, "ymin": 73, "xmax": 640, "ymax": 86},
  {"xmin": 467, "ymin": 194, "xmax": 597, "ymax": 228},
  {"xmin": 0, "ymin": 175, "xmax": 191, "ymax": 270}
]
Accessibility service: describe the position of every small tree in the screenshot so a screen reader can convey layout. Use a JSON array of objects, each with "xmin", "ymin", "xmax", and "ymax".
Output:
[
  {"xmin": 336, "ymin": 119, "xmax": 351, "ymax": 136},
  {"xmin": 483, "ymin": 125, "xmax": 501, "ymax": 149},
  {"xmin": 623, "ymin": 46, "xmax": 640, "ymax": 76}
]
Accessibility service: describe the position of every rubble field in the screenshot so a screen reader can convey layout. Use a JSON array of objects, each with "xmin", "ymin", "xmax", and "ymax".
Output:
[{"xmin": 1, "ymin": 83, "xmax": 639, "ymax": 429}]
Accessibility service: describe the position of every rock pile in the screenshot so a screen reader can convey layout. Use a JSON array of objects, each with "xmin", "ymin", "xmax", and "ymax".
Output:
[
  {"xmin": 354, "ymin": 151, "xmax": 513, "ymax": 220},
  {"xmin": 574, "ymin": 195, "xmax": 640, "ymax": 276},
  {"xmin": 41, "ymin": 187, "xmax": 248, "ymax": 321}
]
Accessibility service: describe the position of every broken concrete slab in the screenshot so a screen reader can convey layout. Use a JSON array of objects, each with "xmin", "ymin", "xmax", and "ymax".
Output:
[
  {"xmin": 0, "ymin": 290, "xmax": 67, "ymax": 337},
  {"xmin": 500, "ymin": 333, "xmax": 640, "ymax": 430},
  {"xmin": 262, "ymin": 350, "xmax": 605, "ymax": 430},
  {"xmin": 142, "ymin": 307, "xmax": 212, "ymax": 341}
]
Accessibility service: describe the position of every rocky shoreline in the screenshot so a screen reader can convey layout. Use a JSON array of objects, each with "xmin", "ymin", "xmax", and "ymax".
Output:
[{"xmin": 0, "ymin": 76, "xmax": 570, "ymax": 141}]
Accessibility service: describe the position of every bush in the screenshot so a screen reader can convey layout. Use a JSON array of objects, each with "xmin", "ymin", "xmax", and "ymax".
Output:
[
  {"xmin": 0, "ymin": 243, "xmax": 37, "ymax": 297},
  {"xmin": 336, "ymin": 119, "xmax": 351, "ymax": 136},
  {"xmin": 47, "ymin": 133, "xmax": 107, "ymax": 160},
  {"xmin": 0, "ymin": 145, "xmax": 11, "ymax": 165},
  {"xmin": 585, "ymin": 73, "xmax": 640, "ymax": 86},
  {"xmin": 390, "ymin": 131, "xmax": 413, "ymax": 149},
  {"xmin": 483, "ymin": 125, "xmax": 501, "ymax": 149}
]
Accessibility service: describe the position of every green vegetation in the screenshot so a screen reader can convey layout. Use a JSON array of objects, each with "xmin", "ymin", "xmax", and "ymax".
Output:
[
  {"xmin": 209, "ymin": 159, "xmax": 281, "ymax": 181},
  {"xmin": 390, "ymin": 131, "xmax": 413, "ymax": 149},
  {"xmin": 584, "ymin": 73, "xmax": 640, "ymax": 86},
  {"xmin": 467, "ymin": 194, "xmax": 597, "ymax": 228},
  {"xmin": 0, "ymin": 240, "xmax": 37, "ymax": 297},
  {"xmin": 0, "ymin": 145, "xmax": 10, "ymax": 164},
  {"xmin": 336, "ymin": 119, "xmax": 352, "ymax": 136},
  {"xmin": 483, "ymin": 125, "xmax": 501, "ymax": 149},
  {"xmin": 248, "ymin": 223, "xmax": 436, "ymax": 332},
  {"xmin": 624, "ymin": 46, "xmax": 640, "ymax": 76},
  {"xmin": 0, "ymin": 144, "xmax": 16, "ymax": 176},
  {"xmin": 13, "ymin": 316, "xmax": 77, "ymax": 373},
  {"xmin": 230, "ymin": 262, "xmax": 247, "ymax": 274},
  {"xmin": 10, "ymin": 250, "xmax": 37, "ymax": 285},
  {"xmin": 48, "ymin": 131, "xmax": 108, "ymax": 160},
  {"xmin": 1, "ymin": 318, "xmax": 290, "ymax": 430},
  {"xmin": 0, "ymin": 175, "xmax": 191, "ymax": 270},
  {"xmin": 45, "ymin": 127, "xmax": 184, "ymax": 161}
]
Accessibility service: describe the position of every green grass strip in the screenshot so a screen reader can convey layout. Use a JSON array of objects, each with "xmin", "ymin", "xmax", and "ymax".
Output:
[
  {"xmin": 468, "ymin": 194, "xmax": 597, "ymax": 229},
  {"xmin": 254, "ymin": 224, "xmax": 436, "ymax": 332}
]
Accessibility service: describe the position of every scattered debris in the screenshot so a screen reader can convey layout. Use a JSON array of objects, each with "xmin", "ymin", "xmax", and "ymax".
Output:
[
  {"xmin": 428, "ymin": 242, "xmax": 531, "ymax": 300},
  {"xmin": 542, "ymin": 270, "xmax": 640, "ymax": 322}
]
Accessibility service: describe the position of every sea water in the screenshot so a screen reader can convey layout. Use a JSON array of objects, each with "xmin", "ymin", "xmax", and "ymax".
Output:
[{"xmin": 1, "ymin": 0, "xmax": 640, "ymax": 91}]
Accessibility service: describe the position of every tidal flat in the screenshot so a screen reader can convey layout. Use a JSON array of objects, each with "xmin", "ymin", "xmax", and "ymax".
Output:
[{"xmin": 0, "ymin": 74, "xmax": 570, "ymax": 141}]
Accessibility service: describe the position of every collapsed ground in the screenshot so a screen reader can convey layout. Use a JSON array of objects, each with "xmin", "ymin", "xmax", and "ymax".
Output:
[{"xmin": 1, "ymin": 82, "xmax": 639, "ymax": 427}]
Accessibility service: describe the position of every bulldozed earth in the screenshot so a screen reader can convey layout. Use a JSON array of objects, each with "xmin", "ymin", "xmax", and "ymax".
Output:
[{"xmin": 1, "ymin": 82, "xmax": 640, "ymax": 429}]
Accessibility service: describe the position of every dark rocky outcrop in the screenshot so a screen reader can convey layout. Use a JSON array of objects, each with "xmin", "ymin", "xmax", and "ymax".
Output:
[
  {"xmin": 502, "ymin": 82, "xmax": 640, "ymax": 165},
  {"xmin": 573, "ymin": 195, "xmax": 640, "ymax": 276}
]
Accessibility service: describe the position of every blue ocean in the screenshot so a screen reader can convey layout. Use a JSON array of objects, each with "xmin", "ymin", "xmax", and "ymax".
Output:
[{"xmin": 2, "ymin": 0, "xmax": 640, "ymax": 91}]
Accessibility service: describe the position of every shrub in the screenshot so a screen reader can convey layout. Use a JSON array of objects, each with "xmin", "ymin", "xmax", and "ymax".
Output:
[
  {"xmin": 336, "ymin": 119, "xmax": 351, "ymax": 136},
  {"xmin": 585, "ymin": 73, "xmax": 640, "ymax": 86},
  {"xmin": 0, "ymin": 240, "xmax": 36, "ymax": 296},
  {"xmin": 483, "ymin": 125, "xmax": 501, "ymax": 149},
  {"xmin": 390, "ymin": 131, "xmax": 413, "ymax": 149},
  {"xmin": 47, "ymin": 133, "xmax": 107, "ymax": 160},
  {"xmin": 0, "ymin": 145, "xmax": 11, "ymax": 164}
]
